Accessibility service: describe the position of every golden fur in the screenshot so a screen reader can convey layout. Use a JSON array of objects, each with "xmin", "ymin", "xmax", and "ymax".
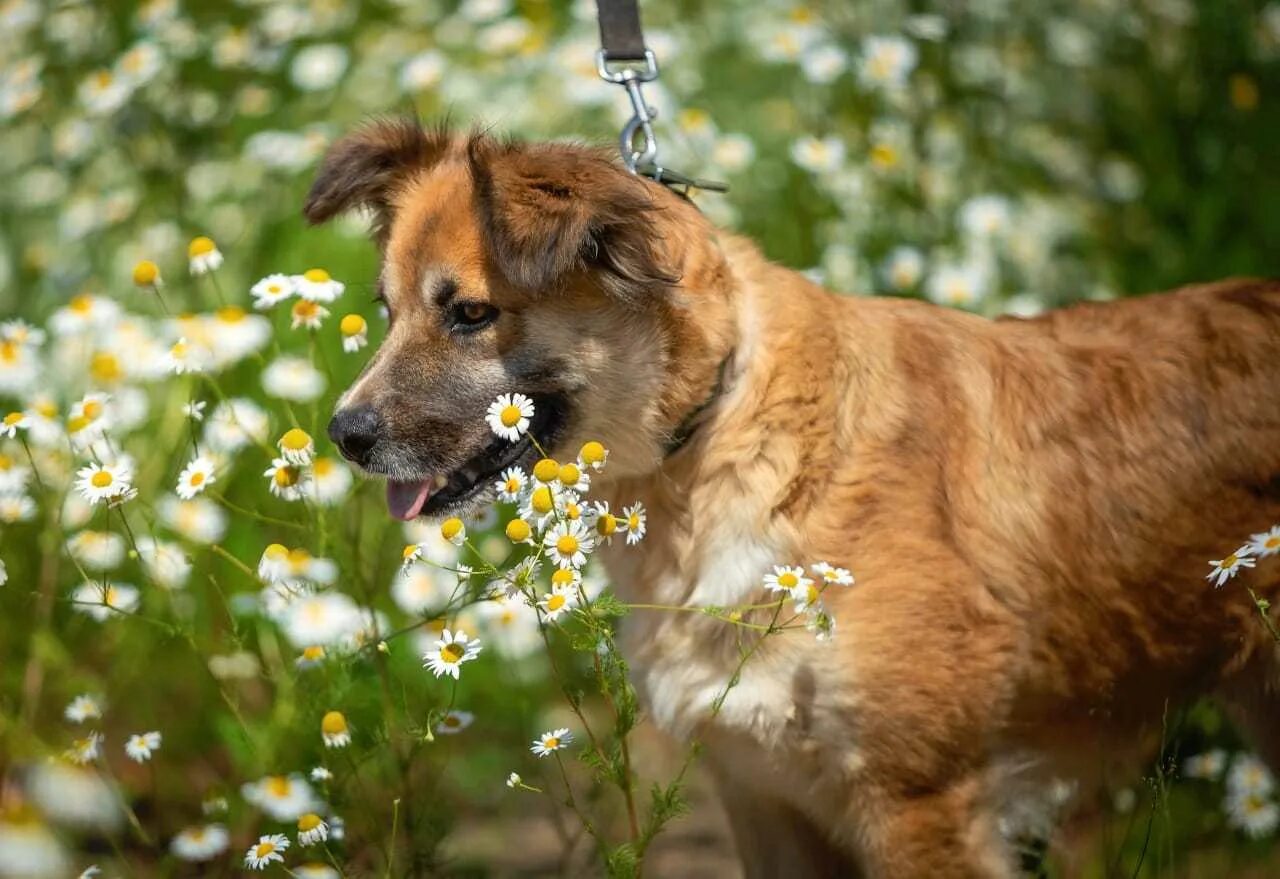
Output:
[{"xmin": 309, "ymin": 120, "xmax": 1280, "ymax": 876}]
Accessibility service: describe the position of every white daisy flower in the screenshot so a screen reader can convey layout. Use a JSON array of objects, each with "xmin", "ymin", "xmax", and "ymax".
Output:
[
  {"xmin": 811, "ymin": 562, "xmax": 855, "ymax": 587},
  {"xmin": 175, "ymin": 455, "xmax": 216, "ymax": 499},
  {"xmin": 65, "ymin": 731, "xmax": 104, "ymax": 764},
  {"xmin": 622, "ymin": 503, "xmax": 647, "ymax": 546},
  {"xmin": 310, "ymin": 766, "xmax": 333, "ymax": 782},
  {"xmin": 530, "ymin": 727, "xmax": 573, "ymax": 758},
  {"xmin": 435, "ymin": 710, "xmax": 474, "ymax": 735},
  {"xmin": 67, "ymin": 531, "xmax": 127, "ymax": 570},
  {"xmin": 392, "ymin": 562, "xmax": 450, "ymax": 615},
  {"xmin": 506, "ymin": 771, "xmax": 522, "ymax": 788},
  {"xmin": 75, "ymin": 462, "xmax": 132, "ymax": 505},
  {"xmin": 291, "ymin": 299, "xmax": 330, "ymax": 330},
  {"xmin": 485, "ymin": 392, "xmax": 535, "ymax": 442},
  {"xmin": 538, "ymin": 581, "xmax": 579, "ymax": 623},
  {"xmin": 577, "ymin": 441, "xmax": 609, "ymax": 472},
  {"xmin": 297, "ymin": 813, "xmax": 329, "ymax": 846},
  {"xmin": 135, "ymin": 537, "xmax": 192, "ymax": 589},
  {"xmin": 858, "ymin": 35, "xmax": 918, "ymax": 90},
  {"xmin": 320, "ymin": 711, "xmax": 350, "ymax": 748},
  {"xmin": 295, "ymin": 864, "xmax": 340, "ymax": 879},
  {"xmin": 183, "ymin": 400, "xmax": 207, "ymax": 421},
  {"xmin": 423, "ymin": 628, "xmax": 482, "ymax": 679},
  {"xmin": 1, "ymin": 319, "xmax": 45, "ymax": 347},
  {"xmin": 495, "ymin": 466, "xmax": 528, "ymax": 503},
  {"xmin": 188, "ymin": 236, "xmax": 223, "ymax": 275},
  {"xmin": 296, "ymin": 646, "xmax": 327, "ymax": 670},
  {"xmin": 926, "ymin": 262, "xmax": 990, "ymax": 310},
  {"xmin": 251, "ymin": 273, "xmax": 295, "ymax": 309},
  {"xmin": 440, "ymin": 516, "xmax": 466, "ymax": 547},
  {"xmin": 280, "ymin": 593, "xmax": 364, "ymax": 647},
  {"xmin": 163, "ymin": 337, "xmax": 207, "ymax": 375},
  {"xmin": 170, "ymin": 824, "xmax": 229, "ymax": 862},
  {"xmin": 790, "ymin": 579, "xmax": 824, "ymax": 613},
  {"xmin": 157, "ymin": 494, "xmax": 228, "ymax": 544},
  {"xmin": 790, "ymin": 136, "xmax": 846, "ymax": 174},
  {"xmin": 339, "ymin": 314, "xmax": 368, "ymax": 352},
  {"xmin": 203, "ymin": 398, "xmax": 269, "ymax": 454},
  {"xmin": 0, "ymin": 410, "xmax": 29, "ymax": 439},
  {"xmin": 241, "ymin": 775, "xmax": 320, "ymax": 821},
  {"xmin": 763, "ymin": 565, "xmax": 811, "ymax": 595},
  {"xmin": 72, "ymin": 581, "xmax": 139, "ymax": 621},
  {"xmin": 308, "ymin": 457, "xmax": 353, "ymax": 506},
  {"xmin": 0, "ymin": 492, "xmax": 36, "ymax": 523},
  {"xmin": 243, "ymin": 833, "xmax": 290, "ymax": 870},
  {"xmin": 556, "ymin": 460, "xmax": 590, "ymax": 494},
  {"xmin": 1248, "ymin": 525, "xmax": 1280, "ymax": 558},
  {"xmin": 124, "ymin": 731, "xmax": 162, "ymax": 762},
  {"xmin": 1183, "ymin": 749, "xmax": 1227, "ymax": 780},
  {"xmin": 264, "ymin": 457, "xmax": 309, "ymax": 501},
  {"xmin": 1227, "ymin": 753, "xmax": 1275, "ymax": 798},
  {"xmin": 882, "ymin": 246, "xmax": 925, "ymax": 291},
  {"xmin": 544, "ymin": 520, "xmax": 594, "ymax": 569},
  {"xmin": 1225, "ymin": 790, "xmax": 1280, "ymax": 839},
  {"xmin": 278, "ymin": 428, "xmax": 315, "ymax": 465},
  {"xmin": 64, "ymin": 694, "xmax": 103, "ymax": 724},
  {"xmin": 262, "ymin": 356, "xmax": 326, "ymax": 402},
  {"xmin": 1207, "ymin": 547, "xmax": 1256, "ymax": 588},
  {"xmin": 292, "ymin": 268, "xmax": 345, "ymax": 303}
]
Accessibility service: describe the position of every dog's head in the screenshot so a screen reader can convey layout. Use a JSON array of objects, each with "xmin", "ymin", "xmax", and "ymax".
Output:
[{"xmin": 306, "ymin": 118, "xmax": 726, "ymax": 520}]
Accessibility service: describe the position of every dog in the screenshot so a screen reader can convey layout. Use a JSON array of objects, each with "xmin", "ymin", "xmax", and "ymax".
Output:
[{"xmin": 307, "ymin": 117, "xmax": 1280, "ymax": 877}]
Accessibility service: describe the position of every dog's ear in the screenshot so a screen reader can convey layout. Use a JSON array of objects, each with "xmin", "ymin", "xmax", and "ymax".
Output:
[
  {"xmin": 467, "ymin": 137, "xmax": 680, "ymax": 302},
  {"xmin": 304, "ymin": 117, "xmax": 451, "ymax": 238}
]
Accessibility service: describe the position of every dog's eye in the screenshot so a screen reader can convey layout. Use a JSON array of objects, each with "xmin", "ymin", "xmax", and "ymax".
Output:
[{"xmin": 449, "ymin": 301, "xmax": 499, "ymax": 333}]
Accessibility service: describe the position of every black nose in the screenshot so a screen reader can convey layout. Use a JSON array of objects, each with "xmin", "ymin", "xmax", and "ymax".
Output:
[{"xmin": 328, "ymin": 405, "xmax": 383, "ymax": 465}]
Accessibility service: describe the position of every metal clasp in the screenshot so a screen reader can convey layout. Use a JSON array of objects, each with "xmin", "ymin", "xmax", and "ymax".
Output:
[{"xmin": 595, "ymin": 49, "xmax": 660, "ymax": 173}]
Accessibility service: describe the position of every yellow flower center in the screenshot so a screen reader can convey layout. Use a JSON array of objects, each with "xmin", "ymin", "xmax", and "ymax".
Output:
[
  {"xmin": 298, "ymin": 813, "xmax": 322, "ymax": 832},
  {"xmin": 628, "ymin": 513, "xmax": 641, "ymax": 530},
  {"xmin": 558, "ymin": 463, "xmax": 581, "ymax": 486},
  {"xmin": 321, "ymin": 711, "xmax": 347, "ymax": 735},
  {"xmin": 556, "ymin": 535, "xmax": 579, "ymax": 556},
  {"xmin": 281, "ymin": 428, "xmax": 312, "ymax": 451},
  {"xmin": 275, "ymin": 466, "xmax": 300, "ymax": 487},
  {"xmin": 546, "ymin": 594, "xmax": 565, "ymax": 611},
  {"xmin": 1222, "ymin": 554, "xmax": 1238, "ymax": 568},
  {"xmin": 265, "ymin": 776, "xmax": 290, "ymax": 798},
  {"xmin": 35, "ymin": 400, "xmax": 56, "ymax": 418},
  {"xmin": 551, "ymin": 569, "xmax": 575, "ymax": 587},
  {"xmin": 543, "ymin": 737, "xmax": 560, "ymax": 750},
  {"xmin": 264, "ymin": 543, "xmax": 288, "ymax": 560},
  {"xmin": 288, "ymin": 548, "xmax": 311, "ymax": 568},
  {"xmin": 804, "ymin": 585, "xmax": 819, "ymax": 605},
  {"xmin": 188, "ymin": 236, "xmax": 216, "ymax": 257},
  {"xmin": 89, "ymin": 352, "xmax": 122, "ymax": 384},
  {"xmin": 597, "ymin": 514, "xmax": 617, "ymax": 536},
  {"xmin": 441, "ymin": 642, "xmax": 464, "ymax": 663},
  {"xmin": 132, "ymin": 260, "xmax": 159, "ymax": 286},
  {"xmin": 532, "ymin": 458, "xmax": 559, "ymax": 483},
  {"xmin": 777, "ymin": 572, "xmax": 798, "ymax": 589},
  {"xmin": 0, "ymin": 454, "xmax": 11, "ymax": 469},
  {"xmin": 67, "ymin": 415, "xmax": 90, "ymax": 434},
  {"xmin": 94, "ymin": 70, "xmax": 113, "ymax": 88},
  {"xmin": 216, "ymin": 305, "xmax": 246, "ymax": 323},
  {"xmin": 499, "ymin": 404, "xmax": 522, "ymax": 427},
  {"xmin": 189, "ymin": 471, "xmax": 205, "ymax": 486},
  {"xmin": 104, "ymin": 587, "xmax": 119, "ymax": 605},
  {"xmin": 293, "ymin": 300, "xmax": 319, "ymax": 319},
  {"xmin": 443, "ymin": 715, "xmax": 461, "ymax": 727},
  {"xmin": 90, "ymin": 471, "xmax": 114, "ymax": 488},
  {"xmin": 83, "ymin": 400, "xmax": 104, "ymax": 420},
  {"xmin": 70, "ymin": 294, "xmax": 94, "ymax": 314},
  {"xmin": 339, "ymin": 314, "xmax": 366, "ymax": 335},
  {"xmin": 303, "ymin": 268, "xmax": 330, "ymax": 283},
  {"xmin": 441, "ymin": 517, "xmax": 464, "ymax": 541},
  {"xmin": 255, "ymin": 841, "xmax": 276, "ymax": 858},
  {"xmin": 565, "ymin": 503, "xmax": 580, "ymax": 520},
  {"xmin": 579, "ymin": 441, "xmax": 605, "ymax": 465},
  {"xmin": 302, "ymin": 646, "xmax": 325, "ymax": 661},
  {"xmin": 403, "ymin": 543, "xmax": 419, "ymax": 560},
  {"xmin": 0, "ymin": 341, "xmax": 16, "ymax": 363},
  {"xmin": 4, "ymin": 412, "xmax": 23, "ymax": 427},
  {"xmin": 504, "ymin": 477, "xmax": 520, "ymax": 493},
  {"xmin": 1267, "ymin": 537, "xmax": 1280, "ymax": 549},
  {"xmin": 506, "ymin": 519, "xmax": 531, "ymax": 542},
  {"xmin": 531, "ymin": 487, "xmax": 554, "ymax": 514},
  {"xmin": 870, "ymin": 143, "xmax": 899, "ymax": 169},
  {"xmin": 313, "ymin": 458, "xmax": 334, "ymax": 475}
]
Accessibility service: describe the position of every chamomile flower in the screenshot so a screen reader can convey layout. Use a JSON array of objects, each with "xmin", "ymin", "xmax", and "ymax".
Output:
[
  {"xmin": 293, "ymin": 268, "xmax": 344, "ymax": 303},
  {"xmin": 291, "ymin": 299, "xmax": 330, "ymax": 330},
  {"xmin": 296, "ymin": 646, "xmax": 327, "ymax": 669},
  {"xmin": 310, "ymin": 766, "xmax": 333, "ymax": 783},
  {"xmin": 157, "ymin": 494, "xmax": 227, "ymax": 544},
  {"xmin": 258, "ymin": 543, "xmax": 290, "ymax": 582},
  {"xmin": 175, "ymin": 455, "xmax": 216, "ymax": 499},
  {"xmin": 1248, "ymin": 525, "xmax": 1280, "ymax": 558},
  {"xmin": 622, "ymin": 502, "xmax": 647, "ymax": 545},
  {"xmin": 440, "ymin": 516, "xmax": 466, "ymax": 546},
  {"xmin": 1183, "ymin": 749, "xmax": 1228, "ymax": 780},
  {"xmin": 65, "ymin": 731, "xmax": 104, "ymax": 764},
  {"xmin": 72, "ymin": 581, "xmax": 139, "ymax": 620},
  {"xmin": 538, "ymin": 580, "xmax": 579, "ymax": 623},
  {"xmin": 495, "ymin": 466, "xmax": 528, "ymax": 502},
  {"xmin": 124, "ymin": 731, "xmax": 161, "ymax": 762},
  {"xmin": 587, "ymin": 501, "xmax": 622, "ymax": 544},
  {"xmin": 170, "ymin": 824, "xmax": 229, "ymax": 862},
  {"xmin": 244, "ymin": 833, "xmax": 290, "ymax": 870},
  {"xmin": 764, "ymin": 565, "xmax": 811, "ymax": 595},
  {"xmin": 297, "ymin": 813, "xmax": 329, "ymax": 845},
  {"xmin": 188, "ymin": 236, "xmax": 223, "ymax": 275},
  {"xmin": 557, "ymin": 461, "xmax": 590, "ymax": 493},
  {"xmin": 339, "ymin": 314, "xmax": 368, "ymax": 352},
  {"xmin": 264, "ymin": 457, "xmax": 308, "ymax": 501},
  {"xmin": 67, "ymin": 531, "xmax": 127, "ymax": 570},
  {"xmin": 1207, "ymin": 547, "xmax": 1256, "ymax": 587},
  {"xmin": 423, "ymin": 628, "xmax": 482, "ymax": 679},
  {"xmin": 530, "ymin": 727, "xmax": 573, "ymax": 757},
  {"xmin": 280, "ymin": 593, "xmax": 364, "ymax": 647},
  {"xmin": 163, "ymin": 337, "xmax": 207, "ymax": 374},
  {"xmin": 392, "ymin": 562, "xmax": 450, "ymax": 614},
  {"xmin": 278, "ymin": 428, "xmax": 315, "ymax": 465},
  {"xmin": 435, "ymin": 710, "xmax": 474, "ymax": 735},
  {"xmin": 74, "ymin": 462, "xmax": 132, "ymax": 505},
  {"xmin": 0, "ymin": 411, "xmax": 28, "ymax": 439},
  {"xmin": 136, "ymin": 537, "xmax": 191, "ymax": 588},
  {"xmin": 506, "ymin": 772, "xmax": 522, "ymax": 788},
  {"xmin": 505, "ymin": 517, "xmax": 534, "ymax": 545},
  {"xmin": 0, "ymin": 492, "xmax": 36, "ymax": 523},
  {"xmin": 308, "ymin": 457, "xmax": 352, "ymax": 505},
  {"xmin": 858, "ymin": 35, "xmax": 918, "ymax": 90},
  {"xmin": 811, "ymin": 562, "xmax": 855, "ymax": 586},
  {"xmin": 295, "ymin": 865, "xmax": 340, "ymax": 879},
  {"xmin": 241, "ymin": 775, "xmax": 320, "ymax": 821},
  {"xmin": 1225, "ymin": 790, "xmax": 1280, "ymax": 838},
  {"xmin": 1227, "ymin": 753, "xmax": 1275, "ymax": 798},
  {"xmin": 183, "ymin": 400, "xmax": 206, "ymax": 421},
  {"xmin": 486, "ymin": 392, "xmax": 535, "ymax": 441},
  {"xmin": 320, "ymin": 711, "xmax": 350, "ymax": 748},
  {"xmin": 132, "ymin": 260, "xmax": 161, "ymax": 288},
  {"xmin": 577, "ymin": 441, "xmax": 609, "ymax": 471},
  {"xmin": 64, "ymin": 694, "xmax": 104, "ymax": 724},
  {"xmin": 544, "ymin": 520, "xmax": 594, "ymax": 569},
  {"xmin": 251, "ymin": 273, "xmax": 294, "ymax": 309},
  {"xmin": 262, "ymin": 356, "xmax": 326, "ymax": 402},
  {"xmin": 790, "ymin": 579, "xmax": 824, "ymax": 613}
]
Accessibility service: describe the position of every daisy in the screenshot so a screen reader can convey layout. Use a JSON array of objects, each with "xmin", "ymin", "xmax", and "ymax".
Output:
[
  {"xmin": 506, "ymin": 772, "xmax": 522, "ymax": 788},
  {"xmin": 136, "ymin": 537, "xmax": 192, "ymax": 589},
  {"xmin": 163, "ymin": 337, "xmax": 207, "ymax": 375},
  {"xmin": 544, "ymin": 520, "xmax": 595, "ymax": 569},
  {"xmin": 251, "ymin": 273, "xmax": 294, "ymax": 309},
  {"xmin": 241, "ymin": 775, "xmax": 320, "ymax": 821},
  {"xmin": 309, "ymin": 457, "xmax": 352, "ymax": 505},
  {"xmin": 320, "ymin": 711, "xmax": 351, "ymax": 748},
  {"xmin": 1248, "ymin": 525, "xmax": 1280, "ymax": 558},
  {"xmin": 278, "ymin": 428, "xmax": 315, "ymax": 465},
  {"xmin": 1225, "ymin": 790, "xmax": 1280, "ymax": 839},
  {"xmin": 203, "ymin": 398, "xmax": 269, "ymax": 453},
  {"xmin": 532, "ymin": 457, "xmax": 560, "ymax": 484},
  {"xmin": 296, "ymin": 646, "xmax": 327, "ymax": 669},
  {"xmin": 530, "ymin": 727, "xmax": 573, "ymax": 757},
  {"xmin": 157, "ymin": 494, "xmax": 228, "ymax": 544},
  {"xmin": 188, "ymin": 236, "xmax": 223, "ymax": 275},
  {"xmin": 791, "ymin": 136, "xmax": 846, "ymax": 174},
  {"xmin": 494, "ymin": 466, "xmax": 528, "ymax": 503},
  {"xmin": 258, "ymin": 543, "xmax": 291, "ymax": 582},
  {"xmin": 587, "ymin": 501, "xmax": 622, "ymax": 544},
  {"xmin": 64, "ymin": 694, "xmax": 103, "ymax": 723},
  {"xmin": 440, "ymin": 516, "xmax": 466, "ymax": 547},
  {"xmin": 262, "ymin": 356, "xmax": 326, "ymax": 402},
  {"xmin": 1207, "ymin": 547, "xmax": 1256, "ymax": 588},
  {"xmin": 183, "ymin": 400, "xmax": 207, "ymax": 421},
  {"xmin": 264, "ymin": 457, "xmax": 309, "ymax": 501},
  {"xmin": 435, "ymin": 710, "xmax": 475, "ymax": 735},
  {"xmin": 125, "ymin": 731, "xmax": 161, "ymax": 762},
  {"xmin": 310, "ymin": 766, "xmax": 333, "ymax": 782},
  {"xmin": 74, "ymin": 462, "xmax": 132, "ymax": 506},
  {"xmin": 1183, "ymin": 749, "xmax": 1227, "ymax": 780},
  {"xmin": 505, "ymin": 517, "xmax": 534, "ymax": 545},
  {"xmin": 339, "ymin": 314, "xmax": 368, "ymax": 352},
  {"xmin": 883, "ymin": 246, "xmax": 925, "ymax": 291},
  {"xmin": 295, "ymin": 865, "xmax": 340, "ymax": 879},
  {"xmin": 557, "ymin": 460, "xmax": 590, "ymax": 494},
  {"xmin": 0, "ymin": 453, "xmax": 30, "ymax": 494},
  {"xmin": 622, "ymin": 502, "xmax": 647, "ymax": 545},
  {"xmin": 65, "ymin": 731, "xmax": 104, "ymax": 764},
  {"xmin": 67, "ymin": 531, "xmax": 127, "ymax": 570},
  {"xmin": 291, "ymin": 299, "xmax": 330, "ymax": 330},
  {"xmin": 244, "ymin": 833, "xmax": 290, "ymax": 870},
  {"xmin": 280, "ymin": 593, "xmax": 364, "ymax": 647},
  {"xmin": 577, "ymin": 441, "xmax": 609, "ymax": 471},
  {"xmin": 1227, "ymin": 753, "xmax": 1275, "ymax": 798},
  {"xmin": 1, "ymin": 319, "xmax": 45, "ymax": 347},
  {"xmin": 486, "ymin": 392, "xmax": 535, "ymax": 442},
  {"xmin": 0, "ymin": 411, "xmax": 28, "ymax": 439},
  {"xmin": 0, "ymin": 339, "xmax": 37, "ymax": 396},
  {"xmin": 764, "ymin": 565, "xmax": 812, "ymax": 595},
  {"xmin": 293, "ymin": 268, "xmax": 345, "ymax": 303},
  {"xmin": 423, "ymin": 628, "xmax": 482, "ymax": 679},
  {"xmin": 297, "ymin": 813, "xmax": 329, "ymax": 846},
  {"xmin": 538, "ymin": 581, "xmax": 579, "ymax": 623},
  {"xmin": 170, "ymin": 824, "xmax": 229, "ymax": 862},
  {"xmin": 858, "ymin": 35, "xmax": 918, "ymax": 90},
  {"xmin": 811, "ymin": 562, "xmax": 855, "ymax": 587},
  {"xmin": 0, "ymin": 492, "xmax": 36, "ymax": 523},
  {"xmin": 72, "ymin": 582, "xmax": 140, "ymax": 620},
  {"xmin": 132, "ymin": 260, "xmax": 161, "ymax": 288},
  {"xmin": 392, "ymin": 562, "xmax": 449, "ymax": 614},
  {"xmin": 790, "ymin": 579, "xmax": 824, "ymax": 613},
  {"xmin": 175, "ymin": 455, "xmax": 216, "ymax": 499}
]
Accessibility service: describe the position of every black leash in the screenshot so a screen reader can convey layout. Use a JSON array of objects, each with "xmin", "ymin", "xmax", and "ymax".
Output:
[
  {"xmin": 593, "ymin": 0, "xmax": 727, "ymax": 194},
  {"xmin": 663, "ymin": 351, "xmax": 734, "ymax": 457}
]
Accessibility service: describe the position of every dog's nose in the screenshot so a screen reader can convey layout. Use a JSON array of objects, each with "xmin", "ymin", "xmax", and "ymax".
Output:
[{"xmin": 328, "ymin": 405, "xmax": 382, "ymax": 464}]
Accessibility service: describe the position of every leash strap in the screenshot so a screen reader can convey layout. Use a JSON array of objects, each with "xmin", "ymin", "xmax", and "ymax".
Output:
[{"xmin": 595, "ymin": 0, "xmax": 647, "ymax": 62}]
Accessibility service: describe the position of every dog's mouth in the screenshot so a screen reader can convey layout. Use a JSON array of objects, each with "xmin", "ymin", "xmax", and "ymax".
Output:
[{"xmin": 385, "ymin": 394, "xmax": 569, "ymax": 520}]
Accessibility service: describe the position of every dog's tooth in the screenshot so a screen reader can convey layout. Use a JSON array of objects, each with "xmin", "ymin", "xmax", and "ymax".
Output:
[{"xmin": 433, "ymin": 474, "xmax": 448, "ymax": 489}]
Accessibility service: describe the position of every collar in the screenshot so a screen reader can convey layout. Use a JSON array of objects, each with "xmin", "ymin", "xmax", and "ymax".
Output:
[{"xmin": 663, "ymin": 351, "xmax": 734, "ymax": 458}]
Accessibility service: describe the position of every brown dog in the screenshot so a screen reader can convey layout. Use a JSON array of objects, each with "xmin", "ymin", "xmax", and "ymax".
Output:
[{"xmin": 308, "ymin": 118, "xmax": 1280, "ymax": 877}]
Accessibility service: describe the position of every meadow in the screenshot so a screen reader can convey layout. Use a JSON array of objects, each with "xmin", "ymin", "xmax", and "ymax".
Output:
[{"xmin": 0, "ymin": 0, "xmax": 1278, "ymax": 876}]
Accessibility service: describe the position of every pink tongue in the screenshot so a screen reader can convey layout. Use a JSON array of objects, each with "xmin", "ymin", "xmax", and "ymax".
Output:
[{"xmin": 386, "ymin": 479, "xmax": 434, "ymax": 521}]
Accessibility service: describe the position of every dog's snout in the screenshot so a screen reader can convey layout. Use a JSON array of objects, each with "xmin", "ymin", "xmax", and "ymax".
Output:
[{"xmin": 328, "ymin": 405, "xmax": 383, "ymax": 464}]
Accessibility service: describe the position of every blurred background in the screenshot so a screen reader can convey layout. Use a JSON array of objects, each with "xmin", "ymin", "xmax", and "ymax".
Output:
[{"xmin": 1, "ymin": 0, "xmax": 1278, "ymax": 876}]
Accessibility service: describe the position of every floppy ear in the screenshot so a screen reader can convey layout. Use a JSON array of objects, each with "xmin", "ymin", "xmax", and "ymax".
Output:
[
  {"xmin": 467, "ymin": 137, "xmax": 680, "ymax": 302},
  {"xmin": 303, "ymin": 117, "xmax": 451, "ymax": 238}
]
